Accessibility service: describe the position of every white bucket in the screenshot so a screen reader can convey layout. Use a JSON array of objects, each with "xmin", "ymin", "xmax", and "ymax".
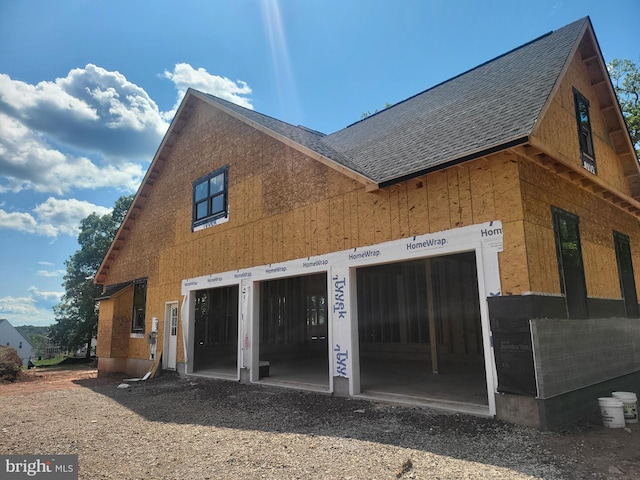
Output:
[
  {"xmin": 612, "ymin": 391, "xmax": 638, "ymax": 424},
  {"xmin": 598, "ymin": 397, "xmax": 625, "ymax": 428}
]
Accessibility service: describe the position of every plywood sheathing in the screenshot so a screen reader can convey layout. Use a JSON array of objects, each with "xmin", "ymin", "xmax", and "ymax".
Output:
[
  {"xmin": 98, "ymin": 97, "xmax": 545, "ymax": 363},
  {"xmin": 519, "ymin": 159, "xmax": 640, "ymax": 299},
  {"xmin": 530, "ymin": 28, "xmax": 640, "ymax": 200},
  {"xmin": 516, "ymin": 142, "xmax": 640, "ymax": 220}
]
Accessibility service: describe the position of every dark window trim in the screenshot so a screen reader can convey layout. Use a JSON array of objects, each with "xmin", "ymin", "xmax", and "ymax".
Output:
[
  {"xmin": 192, "ymin": 165, "xmax": 229, "ymax": 231},
  {"xmin": 572, "ymin": 88, "xmax": 597, "ymax": 175},
  {"xmin": 552, "ymin": 207, "xmax": 588, "ymax": 319},
  {"xmin": 132, "ymin": 277, "xmax": 148, "ymax": 333},
  {"xmin": 613, "ymin": 231, "xmax": 639, "ymax": 318}
]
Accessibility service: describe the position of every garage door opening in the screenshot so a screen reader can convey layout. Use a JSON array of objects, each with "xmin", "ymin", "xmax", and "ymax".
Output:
[
  {"xmin": 357, "ymin": 252, "xmax": 488, "ymax": 406},
  {"xmin": 259, "ymin": 273, "xmax": 329, "ymax": 389},
  {"xmin": 193, "ymin": 285, "xmax": 239, "ymax": 376}
]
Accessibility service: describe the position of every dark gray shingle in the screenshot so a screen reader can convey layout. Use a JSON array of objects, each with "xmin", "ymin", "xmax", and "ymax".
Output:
[
  {"xmin": 200, "ymin": 17, "xmax": 588, "ymax": 185},
  {"xmin": 322, "ymin": 17, "xmax": 588, "ymax": 184}
]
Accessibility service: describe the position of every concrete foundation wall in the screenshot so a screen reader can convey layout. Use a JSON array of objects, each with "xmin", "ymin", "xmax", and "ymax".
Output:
[{"xmin": 97, "ymin": 357, "xmax": 152, "ymax": 378}]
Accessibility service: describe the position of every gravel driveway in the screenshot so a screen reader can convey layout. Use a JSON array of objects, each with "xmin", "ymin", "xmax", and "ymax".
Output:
[{"xmin": 0, "ymin": 368, "xmax": 637, "ymax": 479}]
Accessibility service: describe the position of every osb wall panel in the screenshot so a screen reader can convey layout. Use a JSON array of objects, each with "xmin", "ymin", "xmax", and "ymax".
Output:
[
  {"xmin": 533, "ymin": 50, "xmax": 630, "ymax": 195},
  {"xmin": 500, "ymin": 220, "xmax": 530, "ymax": 295},
  {"xmin": 98, "ymin": 289, "xmax": 134, "ymax": 358},
  {"xmin": 520, "ymin": 160, "xmax": 640, "ymax": 298},
  {"xmin": 96, "ymin": 300, "xmax": 114, "ymax": 357},
  {"xmin": 101, "ymin": 98, "xmax": 530, "ymax": 362}
]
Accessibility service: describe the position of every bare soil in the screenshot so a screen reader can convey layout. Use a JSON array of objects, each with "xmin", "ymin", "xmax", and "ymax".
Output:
[{"xmin": 1, "ymin": 367, "xmax": 639, "ymax": 479}]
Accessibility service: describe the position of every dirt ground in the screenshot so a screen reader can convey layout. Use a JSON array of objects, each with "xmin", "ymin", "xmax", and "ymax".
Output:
[{"xmin": 1, "ymin": 367, "xmax": 639, "ymax": 479}]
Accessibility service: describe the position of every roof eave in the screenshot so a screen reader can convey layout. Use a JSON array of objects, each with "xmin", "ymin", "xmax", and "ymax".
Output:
[{"xmin": 376, "ymin": 136, "xmax": 530, "ymax": 189}]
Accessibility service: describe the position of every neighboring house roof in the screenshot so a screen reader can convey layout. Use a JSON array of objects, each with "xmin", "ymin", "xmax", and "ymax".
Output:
[
  {"xmin": 0, "ymin": 319, "xmax": 34, "ymax": 350},
  {"xmin": 95, "ymin": 16, "xmax": 638, "ymax": 285}
]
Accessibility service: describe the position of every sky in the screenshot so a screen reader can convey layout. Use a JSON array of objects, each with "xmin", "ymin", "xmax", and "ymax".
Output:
[{"xmin": 0, "ymin": 0, "xmax": 638, "ymax": 328}]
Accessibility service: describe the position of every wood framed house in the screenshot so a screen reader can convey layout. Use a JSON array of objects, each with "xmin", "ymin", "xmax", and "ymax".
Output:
[{"xmin": 95, "ymin": 17, "xmax": 640, "ymax": 430}]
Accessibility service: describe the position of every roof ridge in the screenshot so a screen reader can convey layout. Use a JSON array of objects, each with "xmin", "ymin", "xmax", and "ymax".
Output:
[
  {"xmin": 340, "ymin": 16, "xmax": 589, "ymax": 130},
  {"xmin": 198, "ymin": 92, "xmax": 326, "ymax": 137}
]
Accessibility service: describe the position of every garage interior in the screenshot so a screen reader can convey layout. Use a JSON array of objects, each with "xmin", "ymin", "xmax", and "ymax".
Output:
[
  {"xmin": 258, "ymin": 273, "xmax": 330, "ymax": 389},
  {"xmin": 188, "ymin": 253, "xmax": 489, "ymax": 412},
  {"xmin": 192, "ymin": 285, "xmax": 239, "ymax": 376},
  {"xmin": 357, "ymin": 253, "xmax": 489, "ymax": 409}
]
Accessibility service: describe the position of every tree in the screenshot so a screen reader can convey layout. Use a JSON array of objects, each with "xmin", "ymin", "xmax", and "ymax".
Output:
[
  {"xmin": 50, "ymin": 194, "xmax": 134, "ymax": 357},
  {"xmin": 608, "ymin": 58, "xmax": 640, "ymax": 158},
  {"xmin": 361, "ymin": 102, "xmax": 393, "ymax": 119}
]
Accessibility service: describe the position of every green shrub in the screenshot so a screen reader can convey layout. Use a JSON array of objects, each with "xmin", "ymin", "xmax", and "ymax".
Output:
[{"xmin": 0, "ymin": 346, "xmax": 22, "ymax": 382}]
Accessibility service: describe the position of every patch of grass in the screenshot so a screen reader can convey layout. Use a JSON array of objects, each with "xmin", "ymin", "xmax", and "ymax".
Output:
[{"xmin": 34, "ymin": 355, "xmax": 65, "ymax": 367}]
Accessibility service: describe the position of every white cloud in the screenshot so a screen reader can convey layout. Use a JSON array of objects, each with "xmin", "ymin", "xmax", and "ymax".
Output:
[
  {"xmin": 0, "ymin": 111, "xmax": 146, "ymax": 195},
  {"xmin": 0, "ymin": 295, "xmax": 55, "ymax": 327},
  {"xmin": 0, "ymin": 209, "xmax": 45, "ymax": 235},
  {"xmin": 0, "ymin": 65, "xmax": 168, "ymax": 159},
  {"xmin": 162, "ymin": 63, "xmax": 253, "ymax": 119},
  {"xmin": 0, "ymin": 295, "xmax": 39, "ymax": 315},
  {"xmin": 28, "ymin": 286, "xmax": 64, "ymax": 301},
  {"xmin": 0, "ymin": 65, "xmax": 163, "ymax": 195},
  {"xmin": 0, "ymin": 63, "xmax": 253, "ymax": 195},
  {"xmin": 37, "ymin": 269, "xmax": 66, "ymax": 278},
  {"xmin": 0, "ymin": 197, "xmax": 111, "ymax": 238}
]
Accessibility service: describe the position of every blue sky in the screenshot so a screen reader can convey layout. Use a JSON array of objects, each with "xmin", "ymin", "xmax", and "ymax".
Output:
[{"xmin": 0, "ymin": 0, "xmax": 638, "ymax": 327}]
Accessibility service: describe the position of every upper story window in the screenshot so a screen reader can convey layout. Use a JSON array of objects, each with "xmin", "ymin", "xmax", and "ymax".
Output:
[
  {"xmin": 573, "ymin": 88, "xmax": 597, "ymax": 175},
  {"xmin": 132, "ymin": 278, "xmax": 147, "ymax": 333},
  {"xmin": 192, "ymin": 166, "xmax": 229, "ymax": 231}
]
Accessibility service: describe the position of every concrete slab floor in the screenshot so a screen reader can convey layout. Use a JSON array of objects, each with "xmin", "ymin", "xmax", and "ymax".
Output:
[{"xmin": 188, "ymin": 353, "xmax": 489, "ymax": 416}]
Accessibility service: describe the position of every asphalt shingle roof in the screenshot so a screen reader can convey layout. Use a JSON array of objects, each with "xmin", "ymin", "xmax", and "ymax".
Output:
[{"xmin": 201, "ymin": 17, "xmax": 588, "ymax": 186}]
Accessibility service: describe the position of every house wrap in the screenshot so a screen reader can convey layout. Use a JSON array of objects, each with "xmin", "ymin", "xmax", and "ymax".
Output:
[{"xmin": 95, "ymin": 17, "xmax": 640, "ymax": 430}]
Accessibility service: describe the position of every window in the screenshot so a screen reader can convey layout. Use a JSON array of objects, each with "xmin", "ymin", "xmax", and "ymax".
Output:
[
  {"xmin": 573, "ymin": 88, "xmax": 597, "ymax": 175},
  {"xmin": 552, "ymin": 207, "xmax": 588, "ymax": 318},
  {"xmin": 192, "ymin": 166, "xmax": 229, "ymax": 231},
  {"xmin": 614, "ymin": 231, "xmax": 639, "ymax": 318},
  {"xmin": 132, "ymin": 278, "xmax": 147, "ymax": 333}
]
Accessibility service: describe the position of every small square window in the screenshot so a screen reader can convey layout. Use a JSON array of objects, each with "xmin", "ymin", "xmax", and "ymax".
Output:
[{"xmin": 192, "ymin": 166, "xmax": 229, "ymax": 231}]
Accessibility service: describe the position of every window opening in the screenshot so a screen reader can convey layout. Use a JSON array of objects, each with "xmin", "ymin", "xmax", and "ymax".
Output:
[
  {"xmin": 573, "ymin": 88, "xmax": 597, "ymax": 175},
  {"xmin": 132, "ymin": 278, "xmax": 147, "ymax": 333},
  {"xmin": 552, "ymin": 207, "xmax": 588, "ymax": 318},
  {"xmin": 614, "ymin": 231, "xmax": 639, "ymax": 318}
]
